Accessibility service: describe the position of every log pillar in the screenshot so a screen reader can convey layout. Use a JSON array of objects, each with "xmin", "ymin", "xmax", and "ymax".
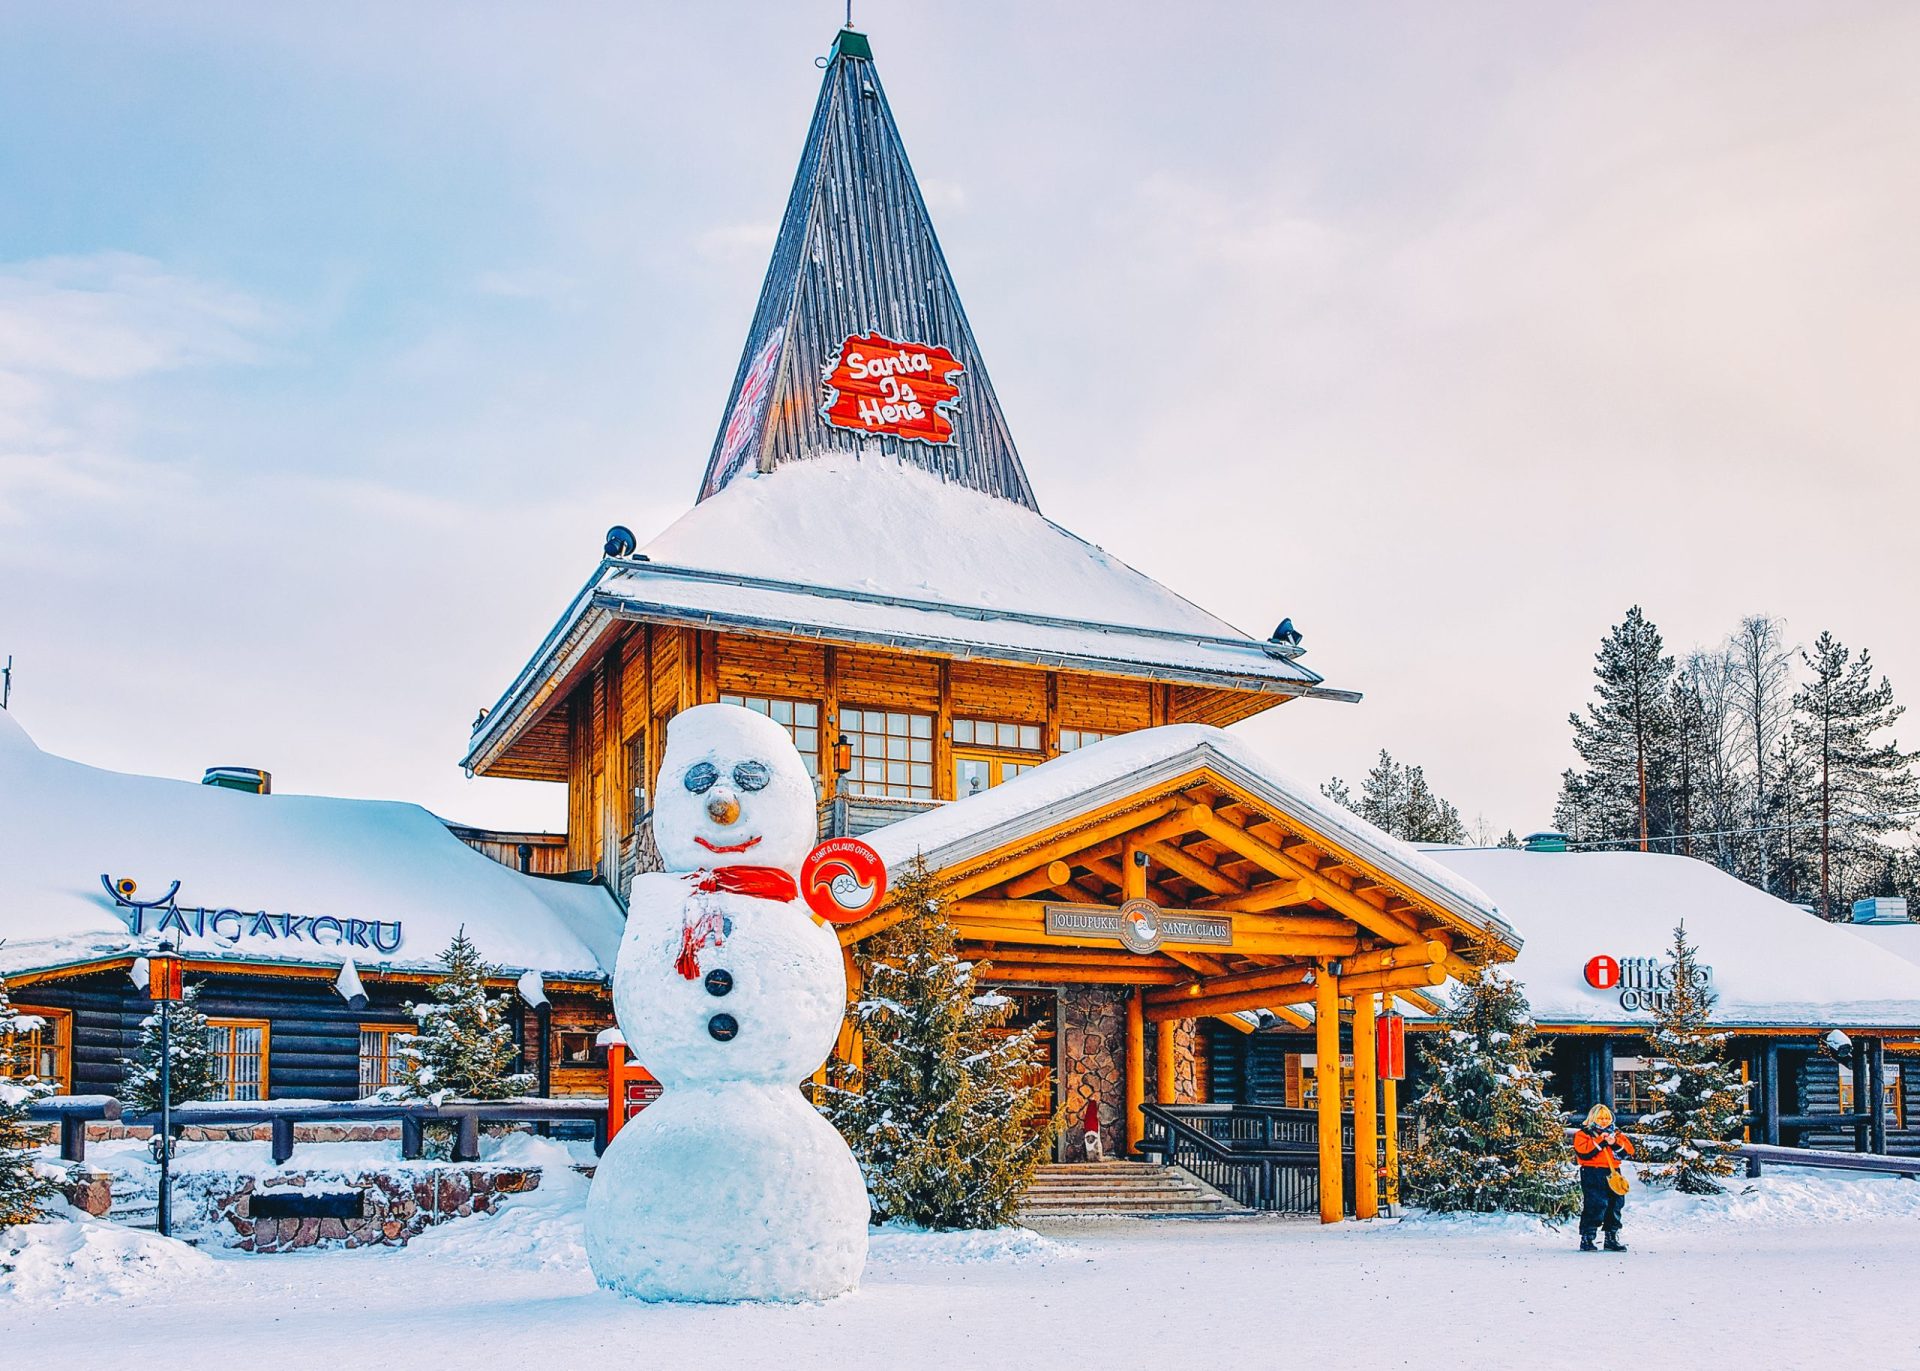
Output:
[
  {"xmin": 1155, "ymin": 1019, "xmax": 1178, "ymax": 1105},
  {"xmin": 1351, "ymin": 989, "xmax": 1379, "ymax": 1220},
  {"xmin": 1125, "ymin": 988, "xmax": 1146, "ymax": 1156},
  {"xmin": 1315, "ymin": 963, "xmax": 1343, "ymax": 1223}
]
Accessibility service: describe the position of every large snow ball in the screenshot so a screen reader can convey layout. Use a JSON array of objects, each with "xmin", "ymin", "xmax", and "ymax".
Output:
[{"xmin": 654, "ymin": 703, "xmax": 817, "ymax": 874}]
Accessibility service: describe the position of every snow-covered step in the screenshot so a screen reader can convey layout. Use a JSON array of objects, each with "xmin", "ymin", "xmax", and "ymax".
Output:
[{"xmin": 1019, "ymin": 1163, "xmax": 1244, "ymax": 1219}]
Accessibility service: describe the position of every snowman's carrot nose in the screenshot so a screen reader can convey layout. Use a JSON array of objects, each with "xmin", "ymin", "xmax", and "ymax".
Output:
[{"xmin": 707, "ymin": 793, "xmax": 741, "ymax": 825}]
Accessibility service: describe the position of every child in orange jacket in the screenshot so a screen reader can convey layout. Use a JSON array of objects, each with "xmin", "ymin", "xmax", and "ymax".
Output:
[{"xmin": 1572, "ymin": 1104, "xmax": 1633, "ymax": 1251}]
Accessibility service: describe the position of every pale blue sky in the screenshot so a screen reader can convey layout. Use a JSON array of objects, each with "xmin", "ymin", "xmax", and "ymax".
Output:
[{"xmin": 4, "ymin": 2, "xmax": 1916, "ymax": 837}]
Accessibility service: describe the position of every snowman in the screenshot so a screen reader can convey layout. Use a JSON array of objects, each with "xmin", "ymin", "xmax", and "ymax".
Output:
[{"xmin": 584, "ymin": 703, "xmax": 870, "ymax": 1302}]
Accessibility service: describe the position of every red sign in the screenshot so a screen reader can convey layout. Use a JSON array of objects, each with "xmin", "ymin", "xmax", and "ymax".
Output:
[
  {"xmin": 821, "ymin": 332, "xmax": 963, "ymax": 445},
  {"xmin": 605, "ymin": 1042, "xmax": 662, "ymax": 1143},
  {"xmin": 1584, "ymin": 954, "xmax": 1621, "ymax": 990},
  {"xmin": 801, "ymin": 837, "xmax": 888, "ymax": 924},
  {"xmin": 1376, "ymin": 1011, "xmax": 1407, "ymax": 1081}
]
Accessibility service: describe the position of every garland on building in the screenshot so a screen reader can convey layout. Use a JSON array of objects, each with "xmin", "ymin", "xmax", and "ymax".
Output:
[
  {"xmin": 1, "ymin": 971, "xmax": 54, "ymax": 1227},
  {"xmin": 400, "ymin": 928, "xmax": 534, "ymax": 1103},
  {"xmin": 825, "ymin": 856, "xmax": 1059, "ymax": 1229},
  {"xmin": 1402, "ymin": 955, "xmax": 1578, "ymax": 1218},
  {"xmin": 1638, "ymin": 920, "xmax": 1748, "ymax": 1194},
  {"xmin": 119, "ymin": 983, "xmax": 218, "ymax": 1114}
]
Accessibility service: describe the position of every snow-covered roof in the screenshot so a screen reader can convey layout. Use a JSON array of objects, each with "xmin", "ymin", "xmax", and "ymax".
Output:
[
  {"xmin": 861, "ymin": 724, "xmax": 1515, "ymax": 947},
  {"xmin": 1419, "ymin": 848, "xmax": 1920, "ymax": 1029},
  {"xmin": 0, "ymin": 709, "xmax": 623, "ymax": 983},
  {"xmin": 466, "ymin": 457, "xmax": 1347, "ymax": 773},
  {"xmin": 1841, "ymin": 920, "xmax": 1920, "ymax": 972}
]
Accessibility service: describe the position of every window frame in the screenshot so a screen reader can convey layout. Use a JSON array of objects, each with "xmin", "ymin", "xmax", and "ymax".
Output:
[
  {"xmin": 3, "ymin": 1005, "xmax": 71, "ymax": 1092},
  {"xmin": 1059, "ymin": 727, "xmax": 1112, "ymax": 753},
  {"xmin": 839, "ymin": 706, "xmax": 936, "ymax": 800},
  {"xmin": 718, "ymin": 693, "xmax": 823, "ymax": 781},
  {"xmin": 205, "ymin": 1017, "xmax": 272, "ymax": 1103},
  {"xmin": 357, "ymin": 1022, "xmax": 415, "ymax": 1097},
  {"xmin": 951, "ymin": 716, "xmax": 1045, "ymax": 799},
  {"xmin": 1837, "ymin": 1061, "xmax": 1907, "ymax": 1129}
]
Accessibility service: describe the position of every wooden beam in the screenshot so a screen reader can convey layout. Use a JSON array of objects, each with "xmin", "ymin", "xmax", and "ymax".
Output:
[
  {"xmin": 1155, "ymin": 1019, "xmax": 1178, "ymax": 1104},
  {"xmin": 1344, "ymin": 941, "xmax": 1447, "ymax": 977},
  {"xmin": 1125, "ymin": 989, "xmax": 1146, "ymax": 1156},
  {"xmin": 1339, "ymin": 963, "xmax": 1448, "ymax": 995},
  {"xmin": 1316, "ymin": 965, "xmax": 1343, "ymax": 1224},
  {"xmin": 1397, "ymin": 989, "xmax": 1445, "ymax": 1015},
  {"xmin": 1162, "ymin": 949, "xmax": 1233, "ymax": 978},
  {"xmin": 1144, "ymin": 963, "xmax": 1313, "ymax": 1009},
  {"xmin": 1004, "ymin": 860, "xmax": 1074, "ymax": 899},
  {"xmin": 1197, "ymin": 879, "xmax": 1306, "ymax": 913},
  {"xmin": 966, "ymin": 947, "xmax": 1181, "ymax": 971},
  {"xmin": 1140, "ymin": 839, "xmax": 1246, "ymax": 896},
  {"xmin": 976, "ymin": 964, "xmax": 1188, "ymax": 986},
  {"xmin": 1352, "ymin": 990, "xmax": 1379, "ymax": 1220},
  {"xmin": 1148, "ymin": 964, "xmax": 1450, "ymax": 1024},
  {"xmin": 1267, "ymin": 1004, "xmax": 1314, "ymax": 1030},
  {"xmin": 1195, "ymin": 812, "xmax": 1423, "ymax": 947},
  {"xmin": 1209, "ymin": 1012, "xmax": 1256, "ymax": 1034}
]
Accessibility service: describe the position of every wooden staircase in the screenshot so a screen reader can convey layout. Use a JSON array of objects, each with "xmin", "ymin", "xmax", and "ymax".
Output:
[{"xmin": 1019, "ymin": 1161, "xmax": 1245, "ymax": 1220}]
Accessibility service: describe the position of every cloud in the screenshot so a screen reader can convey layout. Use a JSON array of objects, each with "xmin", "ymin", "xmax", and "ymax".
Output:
[
  {"xmin": 694, "ymin": 222, "xmax": 778, "ymax": 265},
  {"xmin": 0, "ymin": 253, "xmax": 275, "ymax": 521}
]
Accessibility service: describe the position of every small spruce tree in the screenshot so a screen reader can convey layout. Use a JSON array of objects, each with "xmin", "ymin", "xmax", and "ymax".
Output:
[
  {"xmin": 1, "ymin": 971, "xmax": 55, "ymax": 1227},
  {"xmin": 1403, "ymin": 956, "xmax": 1577, "ymax": 1218},
  {"xmin": 826, "ymin": 856, "xmax": 1059, "ymax": 1228},
  {"xmin": 400, "ymin": 929, "xmax": 534, "ymax": 1102},
  {"xmin": 1638, "ymin": 921, "xmax": 1748, "ymax": 1194},
  {"xmin": 119, "ymin": 982, "xmax": 218, "ymax": 1113}
]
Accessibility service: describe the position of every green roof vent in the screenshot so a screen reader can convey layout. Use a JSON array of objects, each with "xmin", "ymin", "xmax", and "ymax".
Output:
[{"xmin": 832, "ymin": 28, "xmax": 872, "ymax": 61}]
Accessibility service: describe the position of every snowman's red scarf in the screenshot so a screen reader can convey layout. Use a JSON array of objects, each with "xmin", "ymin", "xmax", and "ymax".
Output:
[{"xmin": 674, "ymin": 866, "xmax": 800, "ymax": 980}]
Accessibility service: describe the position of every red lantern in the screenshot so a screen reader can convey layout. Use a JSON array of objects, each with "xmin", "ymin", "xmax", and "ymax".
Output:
[
  {"xmin": 1376, "ymin": 1011, "xmax": 1407, "ymax": 1081},
  {"xmin": 148, "ymin": 952, "xmax": 182, "ymax": 1003}
]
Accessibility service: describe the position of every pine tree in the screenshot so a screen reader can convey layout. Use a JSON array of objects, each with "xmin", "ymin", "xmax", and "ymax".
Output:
[
  {"xmin": 825, "ymin": 857, "xmax": 1059, "ymax": 1228},
  {"xmin": 119, "ymin": 982, "xmax": 218, "ymax": 1113},
  {"xmin": 1638, "ymin": 921, "xmax": 1748, "ymax": 1194},
  {"xmin": 1555, "ymin": 607, "xmax": 1676, "ymax": 852},
  {"xmin": 400, "ymin": 929, "xmax": 534, "ymax": 1102},
  {"xmin": 1, "ymin": 972, "xmax": 55, "ymax": 1227},
  {"xmin": 1497, "ymin": 830, "xmax": 1523, "ymax": 849},
  {"xmin": 1402, "ymin": 958, "xmax": 1577, "ymax": 1218},
  {"xmin": 1324, "ymin": 750, "xmax": 1469, "ymax": 844},
  {"xmin": 1791, "ymin": 632, "xmax": 1919, "ymax": 919}
]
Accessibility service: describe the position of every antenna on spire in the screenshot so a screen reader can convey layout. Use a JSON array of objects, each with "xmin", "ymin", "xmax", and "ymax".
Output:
[
  {"xmin": 845, "ymin": 0, "xmax": 853, "ymax": 28},
  {"xmin": 2, "ymin": 654, "xmax": 11, "ymax": 710}
]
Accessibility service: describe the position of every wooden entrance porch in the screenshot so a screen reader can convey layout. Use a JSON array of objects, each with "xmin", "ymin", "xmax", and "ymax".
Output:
[{"xmin": 847, "ymin": 729, "xmax": 1519, "ymax": 1222}]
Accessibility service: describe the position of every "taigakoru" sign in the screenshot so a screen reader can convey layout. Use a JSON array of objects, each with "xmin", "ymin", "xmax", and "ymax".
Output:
[{"xmin": 103, "ymin": 875, "xmax": 404, "ymax": 954}]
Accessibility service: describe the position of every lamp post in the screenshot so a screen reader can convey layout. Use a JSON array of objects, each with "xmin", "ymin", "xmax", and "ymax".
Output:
[{"xmin": 147, "ymin": 940, "xmax": 182, "ymax": 1237}]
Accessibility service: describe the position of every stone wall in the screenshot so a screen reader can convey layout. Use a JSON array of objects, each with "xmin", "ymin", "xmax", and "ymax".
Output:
[
  {"xmin": 214, "ymin": 1166, "xmax": 541, "ymax": 1251},
  {"xmin": 1059, "ymin": 986, "xmax": 1127, "ymax": 1161},
  {"xmin": 1145, "ymin": 1018, "xmax": 1202, "ymax": 1104}
]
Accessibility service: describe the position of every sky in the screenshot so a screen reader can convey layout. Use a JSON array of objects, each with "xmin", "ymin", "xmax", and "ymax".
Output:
[{"xmin": 2, "ymin": 1, "xmax": 1916, "ymax": 840}]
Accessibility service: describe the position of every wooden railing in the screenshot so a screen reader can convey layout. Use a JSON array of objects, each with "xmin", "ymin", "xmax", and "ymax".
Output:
[{"xmin": 1138, "ymin": 1103, "xmax": 1382, "ymax": 1214}]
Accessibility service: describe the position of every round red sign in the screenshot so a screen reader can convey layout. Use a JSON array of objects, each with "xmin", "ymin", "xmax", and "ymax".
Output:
[
  {"xmin": 1584, "ymin": 954, "xmax": 1621, "ymax": 990},
  {"xmin": 801, "ymin": 837, "xmax": 888, "ymax": 924}
]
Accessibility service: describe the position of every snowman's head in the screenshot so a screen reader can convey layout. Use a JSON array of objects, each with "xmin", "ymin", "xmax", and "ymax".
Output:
[{"xmin": 653, "ymin": 703, "xmax": 816, "ymax": 873}]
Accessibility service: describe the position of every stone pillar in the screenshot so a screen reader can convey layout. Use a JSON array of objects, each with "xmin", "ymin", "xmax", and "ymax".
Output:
[{"xmin": 1059, "ymin": 986, "xmax": 1127, "ymax": 1161}]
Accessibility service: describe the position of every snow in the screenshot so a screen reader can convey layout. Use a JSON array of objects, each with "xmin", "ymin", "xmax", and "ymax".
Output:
[
  {"xmin": 9, "ymin": 1168, "xmax": 1920, "ymax": 1369},
  {"xmin": 0, "ymin": 1202, "xmax": 215, "ymax": 1304},
  {"xmin": 1422, "ymin": 849, "xmax": 1920, "ymax": 1027},
  {"xmin": 865, "ymin": 724, "xmax": 1514, "ymax": 945},
  {"xmin": 1840, "ymin": 919, "xmax": 1920, "ymax": 970},
  {"xmin": 0, "ymin": 708, "xmax": 624, "ymax": 981},
  {"xmin": 591, "ymin": 704, "xmax": 868, "ymax": 1301}
]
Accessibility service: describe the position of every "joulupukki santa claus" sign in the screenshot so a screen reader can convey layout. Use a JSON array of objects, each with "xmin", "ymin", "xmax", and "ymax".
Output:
[{"xmin": 820, "ymin": 332, "xmax": 963, "ymax": 444}]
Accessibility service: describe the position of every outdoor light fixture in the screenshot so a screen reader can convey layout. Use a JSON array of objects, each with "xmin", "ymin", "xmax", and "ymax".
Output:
[
  {"xmin": 148, "ymin": 939, "xmax": 181, "ymax": 1238},
  {"xmin": 833, "ymin": 733, "xmax": 853, "ymax": 777}
]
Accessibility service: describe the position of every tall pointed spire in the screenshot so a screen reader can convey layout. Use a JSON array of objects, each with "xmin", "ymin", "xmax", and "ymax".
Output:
[{"xmin": 697, "ymin": 29, "xmax": 1039, "ymax": 510}]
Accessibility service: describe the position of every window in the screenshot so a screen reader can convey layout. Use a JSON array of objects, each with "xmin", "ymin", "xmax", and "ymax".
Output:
[
  {"xmin": 1287, "ymin": 1053, "xmax": 1357, "ymax": 1111},
  {"xmin": 719, "ymin": 695, "xmax": 821, "ymax": 780},
  {"xmin": 840, "ymin": 708, "xmax": 934, "ymax": 799},
  {"xmin": 952, "ymin": 716, "xmax": 1043, "ymax": 798},
  {"xmin": 554, "ymin": 1027, "xmax": 609, "ymax": 1070},
  {"xmin": 1838, "ymin": 1063, "xmax": 1907, "ymax": 1129},
  {"xmin": 358, "ymin": 1024, "xmax": 414, "ymax": 1096},
  {"xmin": 2, "ymin": 1006, "xmax": 70, "ymax": 1092},
  {"xmin": 1611, "ymin": 1056, "xmax": 1667, "ymax": 1116},
  {"xmin": 1060, "ymin": 728, "xmax": 1111, "ymax": 752},
  {"xmin": 205, "ymin": 1019, "xmax": 269, "ymax": 1102}
]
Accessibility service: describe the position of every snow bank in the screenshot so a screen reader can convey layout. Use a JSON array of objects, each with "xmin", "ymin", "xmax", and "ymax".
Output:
[
  {"xmin": 0, "ymin": 708, "xmax": 623, "ymax": 980},
  {"xmin": 1422, "ymin": 848, "xmax": 1920, "ymax": 1027},
  {"xmin": 0, "ymin": 1204, "xmax": 214, "ymax": 1305},
  {"xmin": 866, "ymin": 1222, "xmax": 1066, "ymax": 1266}
]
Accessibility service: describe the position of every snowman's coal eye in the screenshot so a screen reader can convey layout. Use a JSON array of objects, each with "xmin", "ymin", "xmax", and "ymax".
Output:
[
  {"xmin": 733, "ymin": 760, "xmax": 771, "ymax": 792},
  {"xmin": 683, "ymin": 762, "xmax": 720, "ymax": 794}
]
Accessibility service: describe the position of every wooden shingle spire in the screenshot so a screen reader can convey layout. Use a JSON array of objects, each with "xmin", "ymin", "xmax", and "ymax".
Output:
[{"xmin": 697, "ymin": 28, "xmax": 1039, "ymax": 511}]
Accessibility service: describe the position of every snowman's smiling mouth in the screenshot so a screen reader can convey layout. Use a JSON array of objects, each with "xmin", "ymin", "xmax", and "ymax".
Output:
[{"xmin": 695, "ymin": 835, "xmax": 762, "ymax": 854}]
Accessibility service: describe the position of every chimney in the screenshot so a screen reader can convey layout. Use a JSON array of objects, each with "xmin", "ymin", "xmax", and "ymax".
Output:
[
  {"xmin": 1851, "ymin": 897, "xmax": 1911, "ymax": 925},
  {"xmin": 1522, "ymin": 831, "xmax": 1568, "ymax": 853},
  {"xmin": 203, "ymin": 766, "xmax": 271, "ymax": 795}
]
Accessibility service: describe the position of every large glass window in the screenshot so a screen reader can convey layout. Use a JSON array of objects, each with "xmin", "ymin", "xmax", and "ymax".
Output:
[
  {"xmin": 841, "ymin": 708, "xmax": 934, "ymax": 799},
  {"xmin": 358, "ymin": 1024, "xmax": 414, "ymax": 1096},
  {"xmin": 1611, "ymin": 1056, "xmax": 1666, "ymax": 1116},
  {"xmin": 1838, "ymin": 1063, "xmax": 1907, "ymax": 1128},
  {"xmin": 952, "ymin": 716, "xmax": 1042, "ymax": 798},
  {"xmin": 719, "ymin": 694, "xmax": 821, "ymax": 780},
  {"xmin": 206, "ymin": 1019, "xmax": 269, "ymax": 1102},
  {"xmin": 1060, "ymin": 728, "xmax": 1111, "ymax": 752}
]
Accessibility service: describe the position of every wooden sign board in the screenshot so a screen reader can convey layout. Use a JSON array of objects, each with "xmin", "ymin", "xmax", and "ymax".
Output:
[
  {"xmin": 1044, "ymin": 901, "xmax": 1232, "ymax": 955},
  {"xmin": 821, "ymin": 332, "xmax": 963, "ymax": 444}
]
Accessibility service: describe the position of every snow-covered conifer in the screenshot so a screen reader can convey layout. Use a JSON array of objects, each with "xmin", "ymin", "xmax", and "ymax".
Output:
[
  {"xmin": 1402, "ymin": 956, "xmax": 1576, "ymax": 1218},
  {"xmin": 1, "ymin": 971, "xmax": 54, "ymax": 1227},
  {"xmin": 1638, "ymin": 921, "xmax": 1747, "ymax": 1195},
  {"xmin": 400, "ymin": 928, "xmax": 534, "ymax": 1102},
  {"xmin": 826, "ymin": 856, "xmax": 1058, "ymax": 1228},
  {"xmin": 118, "ymin": 982, "xmax": 218, "ymax": 1114}
]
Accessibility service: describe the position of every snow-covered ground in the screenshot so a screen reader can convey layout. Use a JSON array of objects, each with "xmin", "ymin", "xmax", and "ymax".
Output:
[{"xmin": 7, "ymin": 1146, "xmax": 1920, "ymax": 1370}]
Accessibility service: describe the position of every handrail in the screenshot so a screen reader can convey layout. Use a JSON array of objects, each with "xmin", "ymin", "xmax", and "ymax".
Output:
[{"xmin": 1140, "ymin": 1102, "xmax": 1349, "ymax": 1214}]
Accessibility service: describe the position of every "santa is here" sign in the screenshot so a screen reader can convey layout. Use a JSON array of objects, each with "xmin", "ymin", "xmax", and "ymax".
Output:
[{"xmin": 820, "ymin": 332, "xmax": 963, "ymax": 445}]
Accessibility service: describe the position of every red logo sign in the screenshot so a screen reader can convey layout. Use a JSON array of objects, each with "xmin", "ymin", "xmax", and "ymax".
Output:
[
  {"xmin": 1584, "ymin": 955, "xmax": 1621, "ymax": 989},
  {"xmin": 801, "ymin": 837, "xmax": 888, "ymax": 924},
  {"xmin": 821, "ymin": 332, "xmax": 963, "ymax": 445}
]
